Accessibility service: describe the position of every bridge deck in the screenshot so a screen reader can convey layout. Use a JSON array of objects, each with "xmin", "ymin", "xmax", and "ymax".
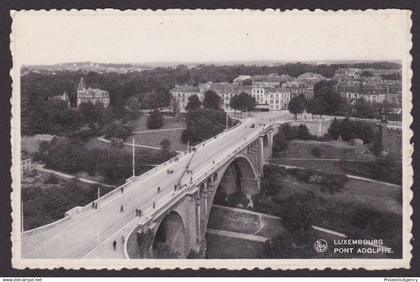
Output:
[{"xmin": 22, "ymin": 111, "xmax": 288, "ymax": 259}]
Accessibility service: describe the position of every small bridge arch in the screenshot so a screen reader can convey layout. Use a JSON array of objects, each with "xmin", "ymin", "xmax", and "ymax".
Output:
[{"xmin": 152, "ymin": 210, "xmax": 186, "ymax": 258}]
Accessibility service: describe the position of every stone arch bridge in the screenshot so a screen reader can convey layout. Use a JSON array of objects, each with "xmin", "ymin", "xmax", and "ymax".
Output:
[{"xmin": 22, "ymin": 115, "xmax": 283, "ymax": 260}]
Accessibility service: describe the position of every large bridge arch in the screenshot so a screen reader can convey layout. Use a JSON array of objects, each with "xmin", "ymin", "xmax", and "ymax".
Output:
[
  {"xmin": 152, "ymin": 211, "xmax": 186, "ymax": 258},
  {"xmin": 216, "ymin": 153, "xmax": 259, "ymax": 196}
]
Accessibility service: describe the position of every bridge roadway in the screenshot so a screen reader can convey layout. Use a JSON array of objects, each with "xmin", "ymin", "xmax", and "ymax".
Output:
[{"xmin": 22, "ymin": 111, "xmax": 290, "ymax": 259}]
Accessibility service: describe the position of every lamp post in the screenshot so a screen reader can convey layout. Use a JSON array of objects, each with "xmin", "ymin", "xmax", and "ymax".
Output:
[
  {"xmin": 132, "ymin": 138, "xmax": 135, "ymax": 178},
  {"xmin": 97, "ymin": 186, "xmax": 100, "ymax": 258}
]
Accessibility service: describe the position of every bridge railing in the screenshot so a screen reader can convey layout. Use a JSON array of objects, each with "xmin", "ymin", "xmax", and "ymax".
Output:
[
  {"xmin": 296, "ymin": 113, "xmax": 402, "ymax": 127},
  {"xmin": 121, "ymin": 118, "xmax": 287, "ymax": 257},
  {"xmin": 24, "ymin": 117, "xmax": 245, "ymax": 235}
]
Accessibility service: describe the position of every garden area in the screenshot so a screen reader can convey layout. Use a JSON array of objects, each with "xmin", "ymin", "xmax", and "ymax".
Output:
[
  {"xmin": 252, "ymin": 165, "xmax": 402, "ymax": 258},
  {"xmin": 22, "ymin": 177, "xmax": 113, "ymax": 230}
]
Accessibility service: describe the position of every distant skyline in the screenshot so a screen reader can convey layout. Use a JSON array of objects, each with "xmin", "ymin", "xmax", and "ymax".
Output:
[{"xmin": 12, "ymin": 10, "xmax": 411, "ymax": 65}]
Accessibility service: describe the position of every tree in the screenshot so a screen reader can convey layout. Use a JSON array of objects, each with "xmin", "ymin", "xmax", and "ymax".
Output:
[
  {"xmin": 160, "ymin": 138, "xmax": 171, "ymax": 151},
  {"xmin": 147, "ymin": 110, "xmax": 164, "ymax": 129},
  {"xmin": 353, "ymin": 98, "xmax": 375, "ymax": 119},
  {"xmin": 125, "ymin": 96, "xmax": 142, "ymax": 118},
  {"xmin": 78, "ymin": 101, "xmax": 97, "ymax": 123},
  {"xmin": 288, "ymin": 96, "xmax": 305, "ymax": 119},
  {"xmin": 230, "ymin": 92, "xmax": 256, "ymax": 112},
  {"xmin": 296, "ymin": 124, "xmax": 312, "ymax": 140},
  {"xmin": 361, "ymin": 70, "xmax": 374, "ymax": 77},
  {"xmin": 185, "ymin": 94, "xmax": 201, "ymax": 112},
  {"xmin": 136, "ymin": 229, "xmax": 154, "ymax": 258},
  {"xmin": 181, "ymin": 108, "xmax": 232, "ymax": 144},
  {"xmin": 202, "ymin": 90, "xmax": 221, "ymax": 110},
  {"xmin": 170, "ymin": 95, "xmax": 180, "ymax": 116},
  {"xmin": 308, "ymin": 80, "xmax": 343, "ymax": 115},
  {"xmin": 142, "ymin": 91, "xmax": 170, "ymax": 110}
]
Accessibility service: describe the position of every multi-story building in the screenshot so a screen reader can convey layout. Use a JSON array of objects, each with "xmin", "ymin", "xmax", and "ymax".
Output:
[
  {"xmin": 76, "ymin": 78, "xmax": 110, "ymax": 109},
  {"xmin": 169, "ymin": 84, "xmax": 201, "ymax": 113},
  {"xmin": 267, "ymin": 88, "xmax": 291, "ymax": 111},
  {"xmin": 360, "ymin": 81, "xmax": 387, "ymax": 103},
  {"xmin": 336, "ymin": 78, "xmax": 362, "ymax": 104},
  {"xmin": 281, "ymin": 80, "xmax": 308, "ymax": 98}
]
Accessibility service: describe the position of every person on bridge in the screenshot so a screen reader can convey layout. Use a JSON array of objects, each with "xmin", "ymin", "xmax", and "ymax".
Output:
[
  {"xmin": 121, "ymin": 235, "xmax": 125, "ymax": 245},
  {"xmin": 120, "ymin": 205, "xmax": 124, "ymax": 213},
  {"xmin": 92, "ymin": 202, "xmax": 95, "ymax": 209},
  {"xmin": 157, "ymin": 186, "xmax": 161, "ymax": 193},
  {"xmin": 113, "ymin": 240, "xmax": 117, "ymax": 251},
  {"xmin": 139, "ymin": 209, "xmax": 142, "ymax": 216},
  {"xmin": 121, "ymin": 187, "xmax": 124, "ymax": 193},
  {"xmin": 152, "ymin": 202, "xmax": 156, "ymax": 209},
  {"xmin": 135, "ymin": 209, "xmax": 138, "ymax": 216}
]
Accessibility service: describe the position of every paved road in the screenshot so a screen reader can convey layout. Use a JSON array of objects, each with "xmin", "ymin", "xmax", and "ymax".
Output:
[
  {"xmin": 33, "ymin": 164, "xmax": 115, "ymax": 188},
  {"xmin": 23, "ymin": 111, "xmax": 290, "ymax": 259},
  {"xmin": 97, "ymin": 136, "xmax": 184, "ymax": 153}
]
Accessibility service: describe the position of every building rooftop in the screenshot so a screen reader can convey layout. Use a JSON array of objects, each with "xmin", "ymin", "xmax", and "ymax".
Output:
[{"xmin": 170, "ymin": 84, "xmax": 200, "ymax": 93}]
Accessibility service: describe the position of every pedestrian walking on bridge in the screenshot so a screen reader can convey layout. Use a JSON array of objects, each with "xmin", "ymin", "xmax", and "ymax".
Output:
[
  {"xmin": 135, "ymin": 209, "xmax": 139, "ymax": 216},
  {"xmin": 112, "ymin": 240, "xmax": 117, "ymax": 251},
  {"xmin": 120, "ymin": 205, "xmax": 124, "ymax": 213}
]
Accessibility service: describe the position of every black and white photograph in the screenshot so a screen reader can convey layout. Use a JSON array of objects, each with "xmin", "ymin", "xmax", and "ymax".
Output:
[{"xmin": 10, "ymin": 9, "xmax": 412, "ymax": 270}]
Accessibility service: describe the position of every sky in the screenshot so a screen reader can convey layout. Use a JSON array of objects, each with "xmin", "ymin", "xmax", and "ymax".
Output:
[{"xmin": 11, "ymin": 10, "xmax": 411, "ymax": 65}]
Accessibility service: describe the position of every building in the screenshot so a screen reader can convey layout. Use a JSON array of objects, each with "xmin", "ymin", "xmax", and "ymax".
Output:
[
  {"xmin": 21, "ymin": 151, "xmax": 32, "ymax": 177},
  {"xmin": 202, "ymin": 82, "xmax": 252, "ymax": 112},
  {"xmin": 169, "ymin": 84, "xmax": 201, "ymax": 113},
  {"xmin": 296, "ymin": 72, "xmax": 325, "ymax": 84},
  {"xmin": 336, "ymin": 78, "xmax": 363, "ymax": 104},
  {"xmin": 251, "ymin": 86, "xmax": 290, "ymax": 111},
  {"xmin": 49, "ymin": 92, "xmax": 70, "ymax": 108},
  {"xmin": 252, "ymin": 73, "xmax": 293, "ymax": 88},
  {"xmin": 76, "ymin": 78, "xmax": 110, "ymax": 109},
  {"xmin": 385, "ymin": 80, "xmax": 402, "ymax": 106},
  {"xmin": 233, "ymin": 75, "xmax": 252, "ymax": 85},
  {"xmin": 281, "ymin": 80, "xmax": 308, "ymax": 98},
  {"xmin": 266, "ymin": 88, "xmax": 291, "ymax": 111},
  {"xmin": 334, "ymin": 68, "xmax": 362, "ymax": 79},
  {"xmin": 360, "ymin": 81, "xmax": 387, "ymax": 103}
]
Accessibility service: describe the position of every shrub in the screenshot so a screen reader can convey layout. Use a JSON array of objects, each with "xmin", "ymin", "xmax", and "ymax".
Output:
[
  {"xmin": 310, "ymin": 147, "xmax": 322, "ymax": 157},
  {"xmin": 147, "ymin": 110, "xmax": 164, "ymax": 129},
  {"xmin": 296, "ymin": 124, "xmax": 313, "ymax": 140},
  {"xmin": 287, "ymin": 168, "xmax": 347, "ymax": 192},
  {"xmin": 213, "ymin": 190, "xmax": 228, "ymax": 206},
  {"xmin": 227, "ymin": 191, "xmax": 250, "ymax": 208},
  {"xmin": 45, "ymin": 174, "xmax": 59, "ymax": 184}
]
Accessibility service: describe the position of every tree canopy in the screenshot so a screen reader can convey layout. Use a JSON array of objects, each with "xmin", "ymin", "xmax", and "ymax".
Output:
[
  {"xmin": 230, "ymin": 92, "xmax": 256, "ymax": 112},
  {"xmin": 185, "ymin": 94, "xmax": 201, "ymax": 112},
  {"xmin": 147, "ymin": 109, "xmax": 164, "ymax": 129},
  {"xmin": 181, "ymin": 108, "xmax": 236, "ymax": 144},
  {"xmin": 202, "ymin": 90, "xmax": 221, "ymax": 110},
  {"xmin": 288, "ymin": 95, "xmax": 305, "ymax": 119},
  {"xmin": 307, "ymin": 80, "xmax": 343, "ymax": 115}
]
